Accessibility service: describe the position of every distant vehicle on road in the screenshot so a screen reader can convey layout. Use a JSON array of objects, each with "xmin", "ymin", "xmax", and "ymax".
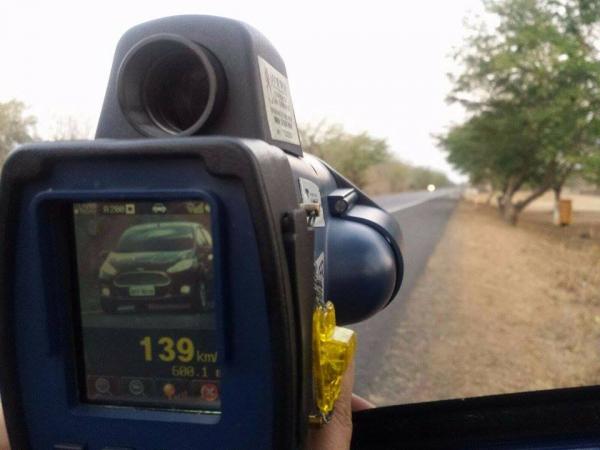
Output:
[{"xmin": 98, "ymin": 221, "xmax": 213, "ymax": 314}]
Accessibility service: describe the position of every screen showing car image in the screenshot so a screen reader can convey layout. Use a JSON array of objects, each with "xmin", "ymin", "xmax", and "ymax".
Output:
[{"xmin": 72, "ymin": 200, "xmax": 220, "ymax": 412}]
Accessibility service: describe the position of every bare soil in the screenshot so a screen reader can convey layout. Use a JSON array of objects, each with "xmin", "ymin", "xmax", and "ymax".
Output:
[{"xmin": 365, "ymin": 201, "xmax": 600, "ymax": 405}]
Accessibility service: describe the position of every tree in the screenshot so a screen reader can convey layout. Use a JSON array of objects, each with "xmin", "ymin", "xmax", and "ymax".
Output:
[
  {"xmin": 50, "ymin": 115, "xmax": 93, "ymax": 141},
  {"xmin": 0, "ymin": 100, "xmax": 36, "ymax": 165},
  {"xmin": 300, "ymin": 122, "xmax": 391, "ymax": 188},
  {"xmin": 443, "ymin": 0, "xmax": 600, "ymax": 224},
  {"xmin": 302, "ymin": 121, "xmax": 452, "ymax": 194},
  {"xmin": 365, "ymin": 161, "xmax": 452, "ymax": 194},
  {"xmin": 406, "ymin": 166, "xmax": 453, "ymax": 190},
  {"xmin": 583, "ymin": 153, "xmax": 600, "ymax": 186},
  {"xmin": 367, "ymin": 161, "xmax": 411, "ymax": 193}
]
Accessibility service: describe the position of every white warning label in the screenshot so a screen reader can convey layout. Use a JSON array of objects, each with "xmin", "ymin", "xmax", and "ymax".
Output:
[{"xmin": 258, "ymin": 56, "xmax": 301, "ymax": 146}]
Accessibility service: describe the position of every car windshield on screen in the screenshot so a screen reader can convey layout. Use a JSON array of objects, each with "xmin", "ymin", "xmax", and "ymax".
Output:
[{"xmin": 116, "ymin": 223, "xmax": 195, "ymax": 252}]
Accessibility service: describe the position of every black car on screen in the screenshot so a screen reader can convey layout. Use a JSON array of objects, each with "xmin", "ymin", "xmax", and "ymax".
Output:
[{"xmin": 98, "ymin": 221, "xmax": 213, "ymax": 313}]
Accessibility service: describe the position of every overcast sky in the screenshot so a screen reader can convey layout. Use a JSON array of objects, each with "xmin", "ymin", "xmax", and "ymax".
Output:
[{"xmin": 0, "ymin": 0, "xmax": 486, "ymax": 181}]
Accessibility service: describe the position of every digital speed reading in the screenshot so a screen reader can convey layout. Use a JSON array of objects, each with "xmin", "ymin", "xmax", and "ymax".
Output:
[
  {"xmin": 140, "ymin": 336, "xmax": 194, "ymax": 362},
  {"xmin": 138, "ymin": 336, "xmax": 221, "ymax": 381},
  {"xmin": 72, "ymin": 200, "xmax": 221, "ymax": 411},
  {"xmin": 139, "ymin": 336, "xmax": 219, "ymax": 364}
]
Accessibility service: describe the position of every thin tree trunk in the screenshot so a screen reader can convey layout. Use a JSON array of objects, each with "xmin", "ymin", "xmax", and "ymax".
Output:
[
  {"xmin": 515, "ymin": 184, "xmax": 551, "ymax": 211},
  {"xmin": 497, "ymin": 193, "xmax": 506, "ymax": 213},
  {"xmin": 497, "ymin": 180, "xmax": 510, "ymax": 214},
  {"xmin": 550, "ymin": 165, "xmax": 573, "ymax": 226},
  {"xmin": 552, "ymin": 185, "xmax": 562, "ymax": 226},
  {"xmin": 500, "ymin": 175, "xmax": 526, "ymax": 224},
  {"xmin": 503, "ymin": 201, "xmax": 519, "ymax": 225},
  {"xmin": 500, "ymin": 161, "xmax": 572, "ymax": 226},
  {"xmin": 504, "ymin": 182, "xmax": 552, "ymax": 225}
]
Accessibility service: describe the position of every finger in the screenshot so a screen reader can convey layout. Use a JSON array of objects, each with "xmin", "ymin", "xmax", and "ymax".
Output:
[
  {"xmin": 307, "ymin": 358, "xmax": 356, "ymax": 450},
  {"xmin": 351, "ymin": 393, "xmax": 375, "ymax": 411},
  {"xmin": 332, "ymin": 358, "xmax": 355, "ymax": 426},
  {"xmin": 0, "ymin": 402, "xmax": 10, "ymax": 450}
]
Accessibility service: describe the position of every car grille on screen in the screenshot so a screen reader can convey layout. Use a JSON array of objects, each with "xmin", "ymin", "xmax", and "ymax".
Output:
[{"xmin": 114, "ymin": 272, "xmax": 170, "ymax": 287}]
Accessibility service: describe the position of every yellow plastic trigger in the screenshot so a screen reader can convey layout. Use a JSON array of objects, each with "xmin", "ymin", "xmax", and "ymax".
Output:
[{"xmin": 312, "ymin": 301, "xmax": 356, "ymax": 419}]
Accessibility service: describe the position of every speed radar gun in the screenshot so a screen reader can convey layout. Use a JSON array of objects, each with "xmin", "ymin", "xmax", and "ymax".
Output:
[{"xmin": 0, "ymin": 16, "xmax": 403, "ymax": 450}]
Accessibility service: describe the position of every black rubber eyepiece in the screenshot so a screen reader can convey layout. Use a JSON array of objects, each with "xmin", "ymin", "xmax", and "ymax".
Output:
[{"xmin": 117, "ymin": 34, "xmax": 226, "ymax": 137}]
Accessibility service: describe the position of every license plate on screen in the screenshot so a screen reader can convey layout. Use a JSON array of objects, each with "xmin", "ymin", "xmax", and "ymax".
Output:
[{"xmin": 129, "ymin": 285, "xmax": 155, "ymax": 297}]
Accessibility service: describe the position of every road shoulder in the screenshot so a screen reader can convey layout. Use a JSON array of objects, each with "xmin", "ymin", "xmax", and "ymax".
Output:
[{"xmin": 365, "ymin": 201, "xmax": 600, "ymax": 405}]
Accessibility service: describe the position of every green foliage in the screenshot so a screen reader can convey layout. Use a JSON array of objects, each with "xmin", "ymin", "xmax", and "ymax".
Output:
[
  {"xmin": 301, "ymin": 122, "xmax": 452, "ymax": 193},
  {"xmin": 441, "ymin": 105, "xmax": 543, "ymax": 188},
  {"xmin": 368, "ymin": 161, "xmax": 412, "ymax": 193},
  {"xmin": 0, "ymin": 100, "xmax": 36, "ymax": 164},
  {"xmin": 443, "ymin": 0, "xmax": 600, "ymax": 222},
  {"xmin": 405, "ymin": 166, "xmax": 453, "ymax": 190},
  {"xmin": 368, "ymin": 161, "xmax": 452, "ymax": 193},
  {"xmin": 583, "ymin": 153, "xmax": 600, "ymax": 185},
  {"xmin": 300, "ymin": 122, "xmax": 391, "ymax": 188}
]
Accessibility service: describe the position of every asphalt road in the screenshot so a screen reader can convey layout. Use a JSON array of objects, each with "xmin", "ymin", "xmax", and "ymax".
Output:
[{"xmin": 351, "ymin": 188, "xmax": 460, "ymax": 396}]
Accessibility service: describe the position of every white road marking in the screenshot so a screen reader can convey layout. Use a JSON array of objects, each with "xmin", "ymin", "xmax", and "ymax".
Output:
[{"xmin": 385, "ymin": 190, "xmax": 456, "ymax": 213}]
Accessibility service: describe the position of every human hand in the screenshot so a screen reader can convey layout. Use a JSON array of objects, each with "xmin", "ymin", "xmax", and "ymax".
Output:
[
  {"xmin": 308, "ymin": 360, "xmax": 374, "ymax": 450},
  {"xmin": 0, "ymin": 402, "xmax": 9, "ymax": 450}
]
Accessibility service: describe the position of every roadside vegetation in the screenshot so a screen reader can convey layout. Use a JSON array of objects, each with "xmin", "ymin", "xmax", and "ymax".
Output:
[
  {"xmin": 440, "ymin": 0, "xmax": 600, "ymax": 224},
  {"xmin": 366, "ymin": 198, "xmax": 600, "ymax": 405},
  {"xmin": 0, "ymin": 99, "xmax": 92, "ymax": 167},
  {"xmin": 0, "ymin": 100, "xmax": 36, "ymax": 165},
  {"xmin": 300, "ymin": 121, "xmax": 452, "ymax": 194},
  {"xmin": 0, "ymin": 99, "xmax": 449, "ymax": 195}
]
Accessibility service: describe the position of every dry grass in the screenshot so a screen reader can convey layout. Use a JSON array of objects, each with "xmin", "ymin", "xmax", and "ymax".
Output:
[
  {"xmin": 464, "ymin": 189, "xmax": 600, "ymax": 213},
  {"xmin": 464, "ymin": 189, "xmax": 600, "ymax": 243},
  {"xmin": 366, "ymin": 201, "xmax": 600, "ymax": 405}
]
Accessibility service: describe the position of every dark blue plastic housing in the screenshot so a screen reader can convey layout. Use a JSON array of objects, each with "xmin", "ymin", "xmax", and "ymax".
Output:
[
  {"xmin": 0, "ymin": 135, "xmax": 405, "ymax": 450},
  {"xmin": 0, "ymin": 15, "xmax": 406, "ymax": 450},
  {"xmin": 0, "ymin": 139, "xmax": 304, "ymax": 450}
]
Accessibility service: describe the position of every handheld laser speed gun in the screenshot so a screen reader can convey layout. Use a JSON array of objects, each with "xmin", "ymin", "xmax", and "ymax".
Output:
[{"xmin": 0, "ymin": 16, "xmax": 403, "ymax": 450}]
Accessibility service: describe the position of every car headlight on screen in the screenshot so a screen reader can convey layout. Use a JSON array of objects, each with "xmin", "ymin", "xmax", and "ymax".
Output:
[
  {"xmin": 167, "ymin": 258, "xmax": 195, "ymax": 274},
  {"xmin": 99, "ymin": 260, "xmax": 117, "ymax": 278},
  {"xmin": 180, "ymin": 285, "xmax": 191, "ymax": 295}
]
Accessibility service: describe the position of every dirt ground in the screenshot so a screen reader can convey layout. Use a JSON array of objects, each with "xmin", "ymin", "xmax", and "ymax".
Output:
[
  {"xmin": 366, "ymin": 200, "xmax": 600, "ymax": 405},
  {"xmin": 469, "ymin": 189, "xmax": 600, "ymax": 243}
]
